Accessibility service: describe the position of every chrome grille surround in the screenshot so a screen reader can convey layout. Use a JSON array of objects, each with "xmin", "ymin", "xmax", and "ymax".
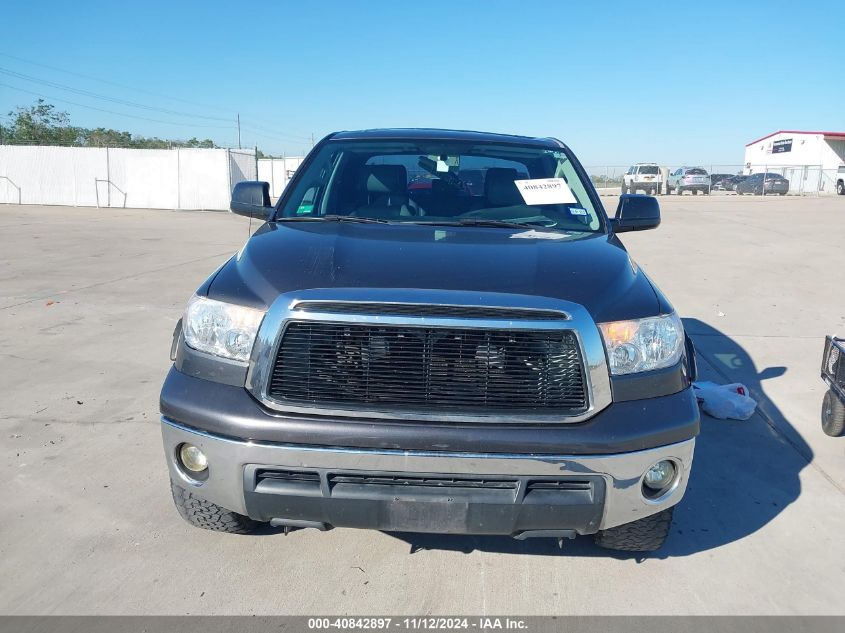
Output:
[{"xmin": 246, "ymin": 288, "xmax": 612, "ymax": 424}]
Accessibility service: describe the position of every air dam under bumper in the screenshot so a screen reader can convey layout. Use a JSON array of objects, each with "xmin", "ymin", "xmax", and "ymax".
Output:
[{"xmin": 162, "ymin": 419, "xmax": 694, "ymax": 535}]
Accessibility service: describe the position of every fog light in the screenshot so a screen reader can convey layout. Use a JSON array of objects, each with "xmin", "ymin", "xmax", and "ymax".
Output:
[
  {"xmin": 643, "ymin": 460, "xmax": 675, "ymax": 491},
  {"xmin": 179, "ymin": 444, "xmax": 208, "ymax": 473}
]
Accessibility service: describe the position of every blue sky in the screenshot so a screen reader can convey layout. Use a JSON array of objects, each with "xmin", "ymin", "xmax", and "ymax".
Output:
[{"xmin": 1, "ymin": 0, "xmax": 841, "ymax": 165}]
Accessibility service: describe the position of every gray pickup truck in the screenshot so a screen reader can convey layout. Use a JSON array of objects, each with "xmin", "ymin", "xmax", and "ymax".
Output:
[{"xmin": 160, "ymin": 129, "xmax": 699, "ymax": 552}]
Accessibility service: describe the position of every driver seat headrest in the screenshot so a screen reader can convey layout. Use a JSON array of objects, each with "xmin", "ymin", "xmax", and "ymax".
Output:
[
  {"xmin": 364, "ymin": 165, "xmax": 407, "ymax": 196},
  {"xmin": 485, "ymin": 168, "xmax": 522, "ymax": 206}
]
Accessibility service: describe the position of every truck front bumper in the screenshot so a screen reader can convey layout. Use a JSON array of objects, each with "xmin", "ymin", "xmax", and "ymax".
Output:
[{"xmin": 162, "ymin": 418, "xmax": 694, "ymax": 536}]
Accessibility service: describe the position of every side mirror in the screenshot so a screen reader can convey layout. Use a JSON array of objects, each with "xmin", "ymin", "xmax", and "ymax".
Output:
[
  {"xmin": 230, "ymin": 181, "xmax": 272, "ymax": 219},
  {"xmin": 612, "ymin": 194, "xmax": 660, "ymax": 233}
]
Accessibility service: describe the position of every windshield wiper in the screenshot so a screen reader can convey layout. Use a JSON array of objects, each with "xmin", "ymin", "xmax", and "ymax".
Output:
[
  {"xmin": 275, "ymin": 215, "xmax": 391, "ymax": 224},
  {"xmin": 411, "ymin": 218, "xmax": 558, "ymax": 230}
]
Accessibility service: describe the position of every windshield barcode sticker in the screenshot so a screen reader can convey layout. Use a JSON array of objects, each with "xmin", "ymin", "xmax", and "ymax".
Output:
[{"xmin": 514, "ymin": 178, "xmax": 577, "ymax": 205}]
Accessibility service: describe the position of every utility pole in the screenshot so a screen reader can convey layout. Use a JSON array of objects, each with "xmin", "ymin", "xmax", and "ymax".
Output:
[
  {"xmin": 311, "ymin": 132, "xmax": 314, "ymax": 148},
  {"xmin": 237, "ymin": 113, "xmax": 242, "ymax": 149}
]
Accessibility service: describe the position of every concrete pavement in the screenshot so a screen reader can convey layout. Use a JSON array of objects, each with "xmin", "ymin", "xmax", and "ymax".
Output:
[{"xmin": 1, "ymin": 197, "xmax": 843, "ymax": 615}]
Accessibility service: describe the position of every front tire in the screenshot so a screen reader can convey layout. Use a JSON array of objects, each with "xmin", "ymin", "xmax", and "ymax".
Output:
[
  {"xmin": 170, "ymin": 479, "xmax": 258, "ymax": 533},
  {"xmin": 594, "ymin": 507, "xmax": 675, "ymax": 552},
  {"xmin": 822, "ymin": 390, "xmax": 845, "ymax": 437},
  {"xmin": 836, "ymin": 180, "xmax": 844, "ymax": 195}
]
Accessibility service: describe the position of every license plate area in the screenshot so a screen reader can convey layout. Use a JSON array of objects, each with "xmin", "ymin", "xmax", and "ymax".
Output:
[{"xmin": 244, "ymin": 466, "xmax": 606, "ymax": 534}]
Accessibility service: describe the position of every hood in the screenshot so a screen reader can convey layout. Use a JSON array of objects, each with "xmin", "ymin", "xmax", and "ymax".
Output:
[{"xmin": 207, "ymin": 222, "xmax": 664, "ymax": 323}]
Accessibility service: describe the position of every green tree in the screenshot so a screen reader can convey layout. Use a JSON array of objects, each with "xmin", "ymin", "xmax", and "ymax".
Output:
[
  {"xmin": 2, "ymin": 100, "xmax": 221, "ymax": 150},
  {"xmin": 4, "ymin": 99, "xmax": 80, "ymax": 145},
  {"xmin": 181, "ymin": 137, "xmax": 215, "ymax": 149},
  {"xmin": 82, "ymin": 127, "xmax": 134, "ymax": 147}
]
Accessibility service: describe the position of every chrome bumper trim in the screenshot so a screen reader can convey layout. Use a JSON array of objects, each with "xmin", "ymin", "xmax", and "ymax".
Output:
[{"xmin": 161, "ymin": 417, "xmax": 694, "ymax": 531}]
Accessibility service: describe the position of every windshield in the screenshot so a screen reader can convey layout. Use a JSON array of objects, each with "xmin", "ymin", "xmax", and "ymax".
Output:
[{"xmin": 276, "ymin": 139, "xmax": 604, "ymax": 233}]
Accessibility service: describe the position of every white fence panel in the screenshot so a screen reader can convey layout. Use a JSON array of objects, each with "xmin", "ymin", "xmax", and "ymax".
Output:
[
  {"xmin": 258, "ymin": 156, "xmax": 305, "ymax": 198},
  {"xmin": 107, "ymin": 148, "xmax": 178, "ymax": 209},
  {"xmin": 0, "ymin": 145, "xmax": 107, "ymax": 206},
  {"xmin": 179, "ymin": 149, "xmax": 230, "ymax": 210},
  {"xmin": 0, "ymin": 145, "xmax": 254, "ymax": 210}
]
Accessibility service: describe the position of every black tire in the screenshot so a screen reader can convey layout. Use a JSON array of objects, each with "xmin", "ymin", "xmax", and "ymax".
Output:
[
  {"xmin": 594, "ymin": 507, "xmax": 674, "ymax": 552},
  {"xmin": 657, "ymin": 184, "xmax": 662, "ymax": 195},
  {"xmin": 837, "ymin": 180, "xmax": 845, "ymax": 195},
  {"xmin": 170, "ymin": 479, "xmax": 258, "ymax": 533},
  {"xmin": 676, "ymin": 187, "xmax": 683, "ymax": 195},
  {"xmin": 693, "ymin": 189, "xmax": 699, "ymax": 195},
  {"xmin": 822, "ymin": 390, "xmax": 845, "ymax": 437}
]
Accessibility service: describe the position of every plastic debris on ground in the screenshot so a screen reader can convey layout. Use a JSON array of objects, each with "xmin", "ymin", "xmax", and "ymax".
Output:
[{"xmin": 693, "ymin": 381, "xmax": 757, "ymax": 420}]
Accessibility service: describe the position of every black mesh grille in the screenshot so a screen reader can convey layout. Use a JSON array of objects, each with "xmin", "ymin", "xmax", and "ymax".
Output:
[
  {"xmin": 268, "ymin": 322, "xmax": 587, "ymax": 414},
  {"xmin": 293, "ymin": 302, "xmax": 567, "ymax": 321}
]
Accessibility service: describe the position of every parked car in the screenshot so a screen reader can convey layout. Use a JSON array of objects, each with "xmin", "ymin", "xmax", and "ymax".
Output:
[
  {"xmin": 622, "ymin": 163, "xmax": 662, "ymax": 194},
  {"xmin": 836, "ymin": 166, "xmax": 845, "ymax": 195},
  {"xmin": 161, "ymin": 128, "xmax": 699, "ymax": 552},
  {"xmin": 709, "ymin": 174, "xmax": 734, "ymax": 191},
  {"xmin": 820, "ymin": 336, "xmax": 845, "ymax": 437},
  {"xmin": 667, "ymin": 167, "xmax": 711, "ymax": 195},
  {"xmin": 724, "ymin": 175, "xmax": 748, "ymax": 191},
  {"xmin": 735, "ymin": 172, "xmax": 790, "ymax": 195}
]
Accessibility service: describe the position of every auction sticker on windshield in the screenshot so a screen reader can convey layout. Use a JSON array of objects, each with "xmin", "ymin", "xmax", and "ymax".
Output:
[{"xmin": 515, "ymin": 178, "xmax": 577, "ymax": 205}]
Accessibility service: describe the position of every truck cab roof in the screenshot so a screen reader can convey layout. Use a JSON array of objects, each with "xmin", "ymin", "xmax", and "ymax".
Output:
[{"xmin": 328, "ymin": 128, "xmax": 566, "ymax": 149}]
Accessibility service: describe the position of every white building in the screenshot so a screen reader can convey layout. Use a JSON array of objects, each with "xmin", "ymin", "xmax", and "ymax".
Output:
[{"xmin": 744, "ymin": 130, "xmax": 845, "ymax": 194}]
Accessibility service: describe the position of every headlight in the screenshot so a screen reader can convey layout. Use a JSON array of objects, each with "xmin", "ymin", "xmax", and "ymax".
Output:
[
  {"xmin": 183, "ymin": 295, "xmax": 265, "ymax": 362},
  {"xmin": 598, "ymin": 313, "xmax": 684, "ymax": 375}
]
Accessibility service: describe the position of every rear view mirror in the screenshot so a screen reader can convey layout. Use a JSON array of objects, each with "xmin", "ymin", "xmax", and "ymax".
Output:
[
  {"xmin": 231, "ymin": 181, "xmax": 272, "ymax": 219},
  {"xmin": 612, "ymin": 194, "xmax": 660, "ymax": 232}
]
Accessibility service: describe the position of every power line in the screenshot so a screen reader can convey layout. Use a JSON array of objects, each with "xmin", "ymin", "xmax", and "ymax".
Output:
[
  {"xmin": 0, "ymin": 66, "xmax": 233, "ymax": 122},
  {"xmin": 239, "ymin": 124, "xmax": 313, "ymax": 143},
  {"xmin": 0, "ymin": 51, "xmax": 315, "ymax": 142},
  {"xmin": 0, "ymin": 50, "xmax": 237, "ymax": 115},
  {"xmin": 0, "ymin": 82, "xmax": 234, "ymax": 130}
]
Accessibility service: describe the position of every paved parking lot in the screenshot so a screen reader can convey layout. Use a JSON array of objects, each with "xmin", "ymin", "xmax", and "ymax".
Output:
[{"xmin": 1, "ymin": 195, "xmax": 844, "ymax": 615}]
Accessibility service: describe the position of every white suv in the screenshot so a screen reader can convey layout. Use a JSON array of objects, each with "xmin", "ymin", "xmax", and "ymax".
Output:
[{"xmin": 623, "ymin": 163, "xmax": 662, "ymax": 195}]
